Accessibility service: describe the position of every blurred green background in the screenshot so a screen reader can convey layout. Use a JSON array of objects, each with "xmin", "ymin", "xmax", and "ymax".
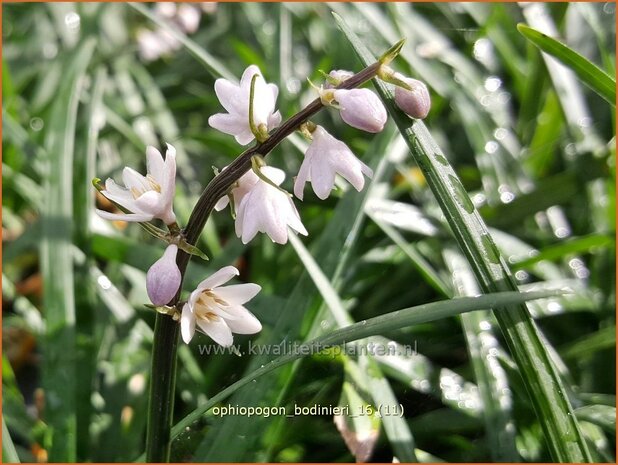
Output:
[{"xmin": 2, "ymin": 2, "xmax": 615, "ymax": 463}]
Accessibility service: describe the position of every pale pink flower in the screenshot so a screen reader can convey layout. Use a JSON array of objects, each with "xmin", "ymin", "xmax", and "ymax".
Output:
[
  {"xmin": 180, "ymin": 266, "xmax": 262, "ymax": 346},
  {"xmin": 96, "ymin": 144, "xmax": 177, "ymax": 225},
  {"xmin": 208, "ymin": 65, "xmax": 282, "ymax": 145},
  {"xmin": 235, "ymin": 167, "xmax": 308, "ymax": 244},
  {"xmin": 294, "ymin": 126, "xmax": 373, "ymax": 200}
]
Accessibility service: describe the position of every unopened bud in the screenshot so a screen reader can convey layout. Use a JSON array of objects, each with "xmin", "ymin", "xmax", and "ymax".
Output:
[
  {"xmin": 393, "ymin": 73, "xmax": 431, "ymax": 120},
  {"xmin": 324, "ymin": 69, "xmax": 354, "ymax": 89},
  {"xmin": 146, "ymin": 244, "xmax": 181, "ymax": 306},
  {"xmin": 333, "ymin": 89, "xmax": 387, "ymax": 133}
]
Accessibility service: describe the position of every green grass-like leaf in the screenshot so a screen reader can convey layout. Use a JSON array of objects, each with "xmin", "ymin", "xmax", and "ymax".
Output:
[
  {"xmin": 333, "ymin": 12, "xmax": 593, "ymax": 463},
  {"xmin": 168, "ymin": 289, "xmax": 564, "ymax": 444},
  {"xmin": 40, "ymin": 38, "xmax": 96, "ymax": 462},
  {"xmin": 2, "ymin": 417, "xmax": 20, "ymax": 464},
  {"xmin": 517, "ymin": 23, "xmax": 616, "ymax": 106}
]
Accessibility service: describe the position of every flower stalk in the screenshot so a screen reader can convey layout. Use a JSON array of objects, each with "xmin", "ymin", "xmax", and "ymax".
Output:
[{"xmin": 145, "ymin": 50, "xmax": 392, "ymax": 462}]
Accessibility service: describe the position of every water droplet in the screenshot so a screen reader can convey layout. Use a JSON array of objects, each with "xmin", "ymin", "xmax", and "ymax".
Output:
[
  {"xmin": 64, "ymin": 12, "xmax": 81, "ymax": 31},
  {"xmin": 546, "ymin": 301, "xmax": 562, "ymax": 314},
  {"xmin": 485, "ymin": 141, "xmax": 499, "ymax": 153},
  {"xmin": 472, "ymin": 193, "xmax": 486, "ymax": 207},
  {"xmin": 484, "ymin": 76, "xmax": 502, "ymax": 92},
  {"xmin": 494, "ymin": 128, "xmax": 507, "ymax": 140},
  {"xmin": 497, "ymin": 92, "xmax": 511, "ymax": 104},
  {"xmin": 554, "ymin": 226, "xmax": 570, "ymax": 238},
  {"xmin": 97, "ymin": 275, "xmax": 112, "ymax": 290},
  {"xmin": 500, "ymin": 191, "xmax": 515, "ymax": 204},
  {"xmin": 479, "ymin": 320, "xmax": 491, "ymax": 331},
  {"xmin": 29, "ymin": 117, "xmax": 44, "ymax": 131},
  {"xmin": 515, "ymin": 270, "xmax": 529, "ymax": 281},
  {"xmin": 448, "ymin": 174, "xmax": 475, "ymax": 214},
  {"xmin": 473, "ymin": 38, "xmax": 491, "ymax": 62}
]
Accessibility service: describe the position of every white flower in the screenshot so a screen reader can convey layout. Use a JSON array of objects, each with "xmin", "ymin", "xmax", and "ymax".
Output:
[
  {"xmin": 96, "ymin": 144, "xmax": 177, "ymax": 225},
  {"xmin": 393, "ymin": 73, "xmax": 431, "ymax": 119},
  {"xmin": 136, "ymin": 27, "xmax": 181, "ymax": 62},
  {"xmin": 214, "ymin": 168, "xmax": 259, "ymax": 212},
  {"xmin": 294, "ymin": 126, "xmax": 373, "ymax": 200},
  {"xmin": 146, "ymin": 244, "xmax": 182, "ymax": 306},
  {"xmin": 235, "ymin": 166, "xmax": 308, "ymax": 244},
  {"xmin": 333, "ymin": 88, "xmax": 387, "ymax": 133},
  {"xmin": 181, "ymin": 266, "xmax": 262, "ymax": 346},
  {"xmin": 176, "ymin": 4, "xmax": 201, "ymax": 34},
  {"xmin": 208, "ymin": 65, "xmax": 282, "ymax": 145}
]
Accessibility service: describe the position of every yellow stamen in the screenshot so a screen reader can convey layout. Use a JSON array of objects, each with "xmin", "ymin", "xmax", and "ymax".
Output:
[{"xmin": 146, "ymin": 174, "xmax": 162, "ymax": 193}]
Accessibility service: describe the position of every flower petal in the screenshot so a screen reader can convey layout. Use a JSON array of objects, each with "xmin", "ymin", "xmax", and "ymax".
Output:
[
  {"xmin": 208, "ymin": 113, "xmax": 246, "ymax": 135},
  {"xmin": 293, "ymin": 157, "xmax": 311, "ymax": 200},
  {"xmin": 134, "ymin": 190, "xmax": 164, "ymax": 215},
  {"xmin": 260, "ymin": 166, "xmax": 285, "ymax": 186},
  {"xmin": 214, "ymin": 195, "xmax": 230, "ymax": 211},
  {"xmin": 160, "ymin": 143, "xmax": 177, "ymax": 224},
  {"xmin": 214, "ymin": 78, "xmax": 245, "ymax": 114},
  {"xmin": 122, "ymin": 167, "xmax": 150, "ymax": 192},
  {"xmin": 197, "ymin": 265, "xmax": 240, "ymax": 291},
  {"xmin": 285, "ymin": 199, "xmax": 309, "ymax": 236},
  {"xmin": 101, "ymin": 189, "xmax": 144, "ymax": 213},
  {"xmin": 181, "ymin": 303, "xmax": 196, "ymax": 344},
  {"xmin": 224, "ymin": 306, "xmax": 262, "ymax": 334},
  {"xmin": 146, "ymin": 145, "xmax": 165, "ymax": 185},
  {"xmin": 267, "ymin": 110, "xmax": 282, "ymax": 131},
  {"xmin": 234, "ymin": 130, "xmax": 257, "ymax": 146},
  {"xmin": 197, "ymin": 317, "xmax": 233, "ymax": 347},
  {"xmin": 310, "ymin": 154, "xmax": 336, "ymax": 200},
  {"xmin": 95, "ymin": 209, "xmax": 153, "ymax": 222},
  {"xmin": 236, "ymin": 191, "xmax": 261, "ymax": 244},
  {"xmin": 104, "ymin": 178, "xmax": 133, "ymax": 199},
  {"xmin": 214, "ymin": 283, "xmax": 261, "ymax": 306}
]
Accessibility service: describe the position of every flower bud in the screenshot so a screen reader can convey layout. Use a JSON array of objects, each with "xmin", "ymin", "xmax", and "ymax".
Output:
[
  {"xmin": 333, "ymin": 89, "xmax": 387, "ymax": 133},
  {"xmin": 146, "ymin": 244, "xmax": 181, "ymax": 306},
  {"xmin": 393, "ymin": 73, "xmax": 431, "ymax": 119},
  {"xmin": 324, "ymin": 69, "xmax": 354, "ymax": 89}
]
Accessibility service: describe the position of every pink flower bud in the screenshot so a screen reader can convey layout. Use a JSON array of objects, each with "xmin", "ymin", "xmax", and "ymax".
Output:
[
  {"xmin": 333, "ymin": 89, "xmax": 387, "ymax": 133},
  {"xmin": 146, "ymin": 244, "xmax": 181, "ymax": 306},
  {"xmin": 393, "ymin": 74, "xmax": 431, "ymax": 119}
]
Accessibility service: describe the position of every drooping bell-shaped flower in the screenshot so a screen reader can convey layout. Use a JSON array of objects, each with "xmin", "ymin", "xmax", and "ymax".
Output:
[
  {"xmin": 235, "ymin": 166, "xmax": 308, "ymax": 244},
  {"xmin": 332, "ymin": 88, "xmax": 387, "ymax": 133},
  {"xmin": 208, "ymin": 65, "xmax": 282, "ymax": 145},
  {"xmin": 96, "ymin": 144, "xmax": 177, "ymax": 225},
  {"xmin": 180, "ymin": 266, "xmax": 262, "ymax": 346},
  {"xmin": 393, "ymin": 73, "xmax": 431, "ymax": 119},
  {"xmin": 146, "ymin": 244, "xmax": 182, "ymax": 306},
  {"xmin": 294, "ymin": 126, "xmax": 373, "ymax": 201}
]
